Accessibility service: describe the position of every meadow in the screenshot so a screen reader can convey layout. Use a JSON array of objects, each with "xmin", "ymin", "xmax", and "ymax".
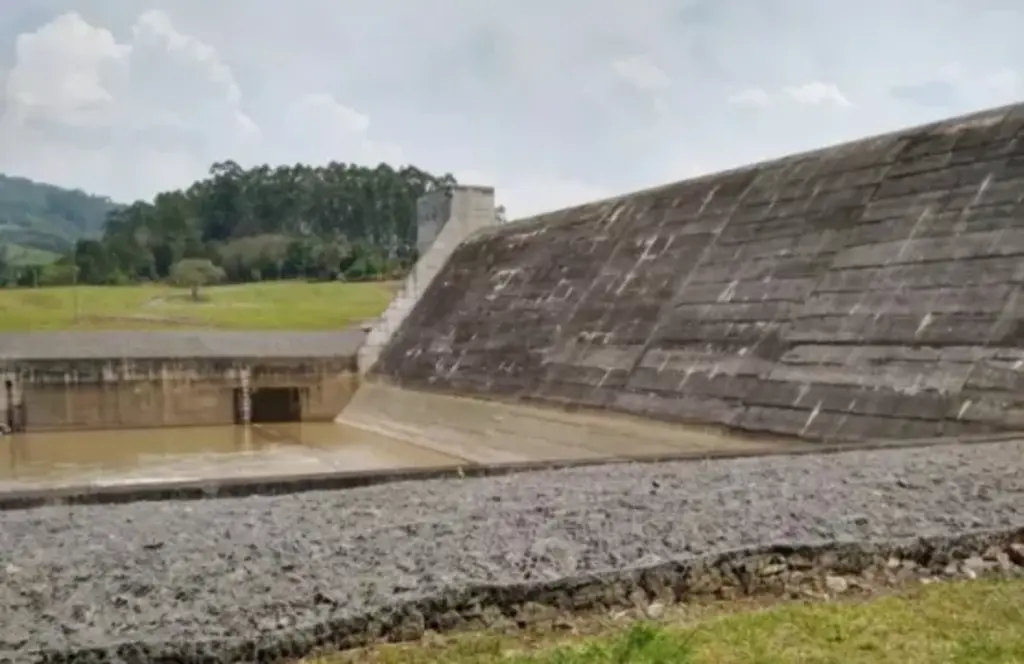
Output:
[
  {"xmin": 4, "ymin": 243, "xmax": 60, "ymax": 266},
  {"xmin": 316, "ymin": 578, "xmax": 1024, "ymax": 664},
  {"xmin": 0, "ymin": 280, "xmax": 399, "ymax": 332}
]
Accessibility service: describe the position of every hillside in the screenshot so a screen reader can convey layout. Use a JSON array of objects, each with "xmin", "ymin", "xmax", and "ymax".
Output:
[{"xmin": 0, "ymin": 173, "xmax": 120, "ymax": 257}]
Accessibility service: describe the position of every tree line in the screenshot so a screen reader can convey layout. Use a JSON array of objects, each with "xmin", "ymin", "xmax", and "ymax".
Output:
[{"xmin": 0, "ymin": 160, "xmax": 459, "ymax": 290}]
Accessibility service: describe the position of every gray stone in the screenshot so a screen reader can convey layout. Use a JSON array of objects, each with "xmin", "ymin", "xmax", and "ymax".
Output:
[
  {"xmin": 0, "ymin": 418, "xmax": 1022, "ymax": 662},
  {"xmin": 627, "ymin": 588, "xmax": 649, "ymax": 609},
  {"xmin": 515, "ymin": 602, "xmax": 558, "ymax": 626},
  {"xmin": 824, "ymin": 575, "xmax": 850, "ymax": 594},
  {"xmin": 962, "ymin": 556, "xmax": 990, "ymax": 574},
  {"xmin": 645, "ymin": 602, "xmax": 666, "ymax": 620}
]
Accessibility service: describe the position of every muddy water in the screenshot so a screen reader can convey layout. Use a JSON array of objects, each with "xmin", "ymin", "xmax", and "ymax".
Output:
[{"xmin": 0, "ymin": 423, "xmax": 464, "ymax": 489}]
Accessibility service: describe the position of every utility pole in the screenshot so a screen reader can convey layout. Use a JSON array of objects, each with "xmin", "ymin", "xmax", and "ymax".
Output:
[{"xmin": 71, "ymin": 244, "xmax": 80, "ymax": 324}]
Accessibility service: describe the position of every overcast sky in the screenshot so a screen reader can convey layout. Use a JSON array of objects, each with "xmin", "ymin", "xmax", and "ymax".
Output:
[{"xmin": 1, "ymin": 0, "xmax": 1022, "ymax": 218}]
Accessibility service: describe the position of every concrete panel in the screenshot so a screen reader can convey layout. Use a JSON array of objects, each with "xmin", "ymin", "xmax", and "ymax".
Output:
[
  {"xmin": 338, "ymin": 382, "xmax": 812, "ymax": 464},
  {"xmin": 367, "ymin": 102, "xmax": 1024, "ymax": 442},
  {"xmin": 4, "ymin": 356, "xmax": 359, "ymax": 432}
]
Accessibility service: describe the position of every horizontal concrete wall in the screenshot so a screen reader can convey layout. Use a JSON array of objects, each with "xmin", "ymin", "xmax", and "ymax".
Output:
[
  {"xmin": 372, "ymin": 104, "xmax": 1024, "ymax": 442},
  {"xmin": 6, "ymin": 358, "xmax": 357, "ymax": 431}
]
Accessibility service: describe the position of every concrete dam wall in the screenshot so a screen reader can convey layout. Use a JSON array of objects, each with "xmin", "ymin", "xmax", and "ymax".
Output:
[{"xmin": 370, "ymin": 104, "xmax": 1024, "ymax": 443}]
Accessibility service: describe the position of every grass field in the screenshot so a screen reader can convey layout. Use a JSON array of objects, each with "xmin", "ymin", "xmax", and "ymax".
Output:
[
  {"xmin": 0, "ymin": 281, "xmax": 399, "ymax": 331},
  {"xmin": 315, "ymin": 578, "xmax": 1024, "ymax": 664},
  {"xmin": 4, "ymin": 243, "xmax": 60, "ymax": 266}
]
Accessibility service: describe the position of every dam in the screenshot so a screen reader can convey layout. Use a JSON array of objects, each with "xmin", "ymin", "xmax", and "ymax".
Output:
[
  {"xmin": 2, "ymin": 102, "xmax": 1024, "ymax": 501},
  {"xmin": 2, "ymin": 104, "xmax": 1024, "ymax": 664},
  {"xmin": 356, "ymin": 103, "xmax": 1024, "ymax": 445}
]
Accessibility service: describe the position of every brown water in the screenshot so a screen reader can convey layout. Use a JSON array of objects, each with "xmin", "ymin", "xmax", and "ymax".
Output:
[
  {"xmin": 0, "ymin": 423, "xmax": 464, "ymax": 489},
  {"xmin": 0, "ymin": 386, "xmax": 812, "ymax": 492}
]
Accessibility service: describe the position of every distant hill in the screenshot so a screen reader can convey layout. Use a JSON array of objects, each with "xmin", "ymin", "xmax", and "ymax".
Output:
[
  {"xmin": 3, "ymin": 243, "xmax": 60, "ymax": 266},
  {"xmin": 0, "ymin": 174, "xmax": 121, "ymax": 259}
]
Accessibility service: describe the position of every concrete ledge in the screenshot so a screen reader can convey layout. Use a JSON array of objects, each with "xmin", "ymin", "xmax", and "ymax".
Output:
[
  {"xmin": 23, "ymin": 526, "xmax": 1024, "ymax": 663},
  {"xmin": 0, "ymin": 433, "xmax": 1018, "ymax": 512},
  {"xmin": 0, "ymin": 330, "xmax": 366, "ymax": 361}
]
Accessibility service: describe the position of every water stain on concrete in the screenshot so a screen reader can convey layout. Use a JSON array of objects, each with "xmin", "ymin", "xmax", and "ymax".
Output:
[{"xmin": 338, "ymin": 382, "xmax": 814, "ymax": 465}]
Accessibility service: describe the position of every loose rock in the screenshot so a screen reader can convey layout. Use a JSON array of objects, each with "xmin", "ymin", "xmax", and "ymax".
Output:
[
  {"xmin": 0, "ymin": 439, "xmax": 1021, "ymax": 662},
  {"xmin": 645, "ymin": 602, "xmax": 666, "ymax": 620},
  {"xmin": 824, "ymin": 575, "xmax": 850, "ymax": 594}
]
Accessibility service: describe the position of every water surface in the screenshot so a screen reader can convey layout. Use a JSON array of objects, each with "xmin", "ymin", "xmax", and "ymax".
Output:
[{"xmin": 0, "ymin": 423, "xmax": 462, "ymax": 489}]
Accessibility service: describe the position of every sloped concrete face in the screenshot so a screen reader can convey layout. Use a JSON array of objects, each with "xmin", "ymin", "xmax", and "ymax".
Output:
[
  {"xmin": 372, "ymin": 104, "xmax": 1024, "ymax": 443},
  {"xmin": 339, "ymin": 382, "xmax": 815, "ymax": 465},
  {"xmin": 356, "ymin": 186, "xmax": 497, "ymax": 375}
]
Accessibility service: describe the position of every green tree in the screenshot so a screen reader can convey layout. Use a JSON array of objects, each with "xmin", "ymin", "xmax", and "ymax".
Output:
[
  {"xmin": 169, "ymin": 258, "xmax": 226, "ymax": 301},
  {"xmin": 71, "ymin": 239, "xmax": 116, "ymax": 284},
  {"xmin": 42, "ymin": 158, "xmax": 460, "ymax": 287}
]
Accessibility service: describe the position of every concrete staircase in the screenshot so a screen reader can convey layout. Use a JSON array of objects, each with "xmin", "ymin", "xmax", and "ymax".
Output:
[{"xmin": 355, "ymin": 185, "xmax": 497, "ymax": 375}]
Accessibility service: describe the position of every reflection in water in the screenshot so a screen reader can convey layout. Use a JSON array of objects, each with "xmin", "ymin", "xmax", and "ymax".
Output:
[{"xmin": 0, "ymin": 423, "xmax": 463, "ymax": 488}]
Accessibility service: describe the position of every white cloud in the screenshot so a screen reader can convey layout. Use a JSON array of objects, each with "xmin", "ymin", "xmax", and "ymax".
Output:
[
  {"xmin": 728, "ymin": 87, "xmax": 771, "ymax": 107},
  {"xmin": 887, "ymin": 62, "xmax": 1024, "ymax": 110},
  {"xmin": 281, "ymin": 93, "xmax": 404, "ymax": 167},
  {"xmin": 728, "ymin": 82, "xmax": 851, "ymax": 108},
  {"xmin": 984, "ymin": 68, "xmax": 1020, "ymax": 97},
  {"xmin": 611, "ymin": 55, "xmax": 671, "ymax": 91},
  {"xmin": 131, "ymin": 10, "xmax": 241, "ymax": 106},
  {"xmin": 3, "ymin": 13, "xmax": 126, "ymax": 126},
  {"xmin": 783, "ymin": 82, "xmax": 852, "ymax": 107},
  {"xmin": 504, "ymin": 179, "xmax": 611, "ymax": 218},
  {"xmin": 2, "ymin": 1, "xmax": 1024, "ymax": 218},
  {"xmin": 0, "ymin": 10, "xmax": 260, "ymax": 198}
]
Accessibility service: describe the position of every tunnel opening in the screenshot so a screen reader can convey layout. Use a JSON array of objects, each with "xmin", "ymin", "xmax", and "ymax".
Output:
[{"xmin": 238, "ymin": 387, "xmax": 302, "ymax": 424}]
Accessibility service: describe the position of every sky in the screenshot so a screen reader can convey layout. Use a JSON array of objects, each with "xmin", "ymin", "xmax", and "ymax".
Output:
[{"xmin": 1, "ymin": 0, "xmax": 1023, "ymax": 219}]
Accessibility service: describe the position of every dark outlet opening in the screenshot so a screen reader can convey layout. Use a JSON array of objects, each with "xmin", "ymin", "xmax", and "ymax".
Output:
[
  {"xmin": 3, "ymin": 379, "xmax": 21, "ymax": 432},
  {"xmin": 3, "ymin": 380, "xmax": 11, "ymax": 431},
  {"xmin": 236, "ymin": 387, "xmax": 302, "ymax": 424}
]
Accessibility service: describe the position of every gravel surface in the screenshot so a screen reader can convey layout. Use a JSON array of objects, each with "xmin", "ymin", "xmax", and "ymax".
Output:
[{"xmin": 1, "ymin": 439, "xmax": 1022, "ymax": 659}]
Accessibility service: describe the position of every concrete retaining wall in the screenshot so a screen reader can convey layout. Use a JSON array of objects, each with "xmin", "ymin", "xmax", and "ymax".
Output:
[
  {"xmin": 0, "ymin": 331, "xmax": 365, "ymax": 431},
  {"xmin": 6, "ymin": 357, "xmax": 357, "ymax": 431},
  {"xmin": 371, "ymin": 103, "xmax": 1024, "ymax": 442}
]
